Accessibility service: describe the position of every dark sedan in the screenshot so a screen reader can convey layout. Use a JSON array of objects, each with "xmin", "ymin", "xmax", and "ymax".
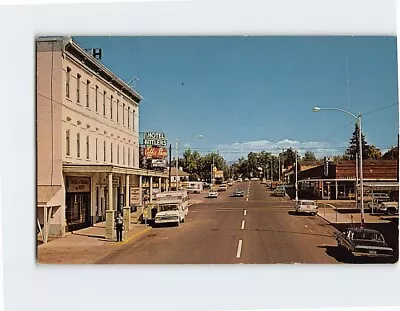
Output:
[{"xmin": 336, "ymin": 227, "xmax": 394, "ymax": 258}]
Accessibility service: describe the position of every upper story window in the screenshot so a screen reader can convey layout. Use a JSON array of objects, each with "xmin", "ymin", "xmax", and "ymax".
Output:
[
  {"xmin": 95, "ymin": 85, "xmax": 99, "ymax": 112},
  {"xmin": 116, "ymin": 99, "xmax": 119, "ymax": 122},
  {"xmin": 77, "ymin": 133, "xmax": 81, "ymax": 158},
  {"xmin": 86, "ymin": 136, "xmax": 90, "ymax": 159},
  {"xmin": 122, "ymin": 103, "xmax": 125, "ymax": 126},
  {"xmin": 110, "ymin": 95, "xmax": 113, "ymax": 120},
  {"xmin": 132, "ymin": 110, "xmax": 135, "ymax": 130},
  {"xmin": 66, "ymin": 67, "xmax": 71, "ymax": 98},
  {"xmin": 111, "ymin": 142, "xmax": 113, "ymax": 163},
  {"xmin": 95, "ymin": 138, "xmax": 98, "ymax": 161},
  {"xmin": 86, "ymin": 80, "xmax": 90, "ymax": 108},
  {"xmin": 66, "ymin": 129, "xmax": 70, "ymax": 156},
  {"xmin": 76, "ymin": 74, "xmax": 81, "ymax": 103},
  {"xmin": 103, "ymin": 91, "xmax": 106, "ymax": 116},
  {"xmin": 117, "ymin": 144, "xmax": 120, "ymax": 164},
  {"xmin": 103, "ymin": 140, "xmax": 106, "ymax": 162},
  {"xmin": 123, "ymin": 146, "xmax": 125, "ymax": 165},
  {"xmin": 128, "ymin": 107, "xmax": 130, "ymax": 128}
]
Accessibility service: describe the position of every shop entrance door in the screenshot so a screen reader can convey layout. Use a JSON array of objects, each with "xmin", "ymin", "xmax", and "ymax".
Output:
[{"xmin": 66, "ymin": 192, "xmax": 91, "ymax": 231}]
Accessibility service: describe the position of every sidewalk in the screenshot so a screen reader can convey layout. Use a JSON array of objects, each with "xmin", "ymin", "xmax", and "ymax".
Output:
[
  {"xmin": 37, "ymin": 222, "xmax": 151, "ymax": 264},
  {"xmin": 317, "ymin": 205, "xmax": 391, "ymax": 225}
]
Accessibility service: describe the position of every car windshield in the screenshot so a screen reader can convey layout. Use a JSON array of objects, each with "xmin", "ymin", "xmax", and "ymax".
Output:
[
  {"xmin": 300, "ymin": 201, "xmax": 316, "ymax": 205},
  {"xmin": 160, "ymin": 204, "xmax": 179, "ymax": 211},
  {"xmin": 236, "ymin": 188, "xmax": 243, "ymax": 192},
  {"xmin": 353, "ymin": 231, "xmax": 384, "ymax": 242}
]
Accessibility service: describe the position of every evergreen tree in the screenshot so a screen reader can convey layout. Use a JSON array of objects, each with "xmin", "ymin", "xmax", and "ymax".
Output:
[
  {"xmin": 302, "ymin": 151, "xmax": 317, "ymax": 162},
  {"xmin": 345, "ymin": 123, "xmax": 370, "ymax": 160}
]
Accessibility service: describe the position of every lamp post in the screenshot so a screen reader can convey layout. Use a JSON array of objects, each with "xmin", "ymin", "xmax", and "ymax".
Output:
[
  {"xmin": 295, "ymin": 149, "xmax": 298, "ymax": 202},
  {"xmin": 312, "ymin": 106, "xmax": 364, "ymax": 227}
]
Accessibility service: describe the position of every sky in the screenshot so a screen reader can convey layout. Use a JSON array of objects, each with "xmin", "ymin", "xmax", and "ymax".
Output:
[{"xmin": 74, "ymin": 36, "xmax": 399, "ymax": 162}]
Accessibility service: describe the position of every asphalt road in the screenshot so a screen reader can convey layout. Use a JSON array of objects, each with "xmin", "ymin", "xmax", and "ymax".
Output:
[{"xmin": 98, "ymin": 181, "xmax": 347, "ymax": 264}]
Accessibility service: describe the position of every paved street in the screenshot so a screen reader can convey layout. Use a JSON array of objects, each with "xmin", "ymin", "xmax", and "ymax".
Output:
[{"xmin": 98, "ymin": 181, "xmax": 341, "ymax": 264}]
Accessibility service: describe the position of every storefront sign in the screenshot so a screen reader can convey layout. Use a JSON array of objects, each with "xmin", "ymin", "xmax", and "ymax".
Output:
[
  {"xmin": 66, "ymin": 177, "xmax": 90, "ymax": 193},
  {"xmin": 112, "ymin": 176, "xmax": 120, "ymax": 187},
  {"xmin": 143, "ymin": 132, "xmax": 167, "ymax": 147},
  {"xmin": 130, "ymin": 187, "xmax": 140, "ymax": 205},
  {"xmin": 144, "ymin": 147, "xmax": 168, "ymax": 159}
]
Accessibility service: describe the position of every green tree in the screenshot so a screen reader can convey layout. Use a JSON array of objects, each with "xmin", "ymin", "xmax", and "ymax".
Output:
[
  {"xmin": 302, "ymin": 151, "xmax": 317, "ymax": 162},
  {"xmin": 366, "ymin": 145, "xmax": 382, "ymax": 160},
  {"xmin": 346, "ymin": 123, "xmax": 370, "ymax": 160},
  {"xmin": 382, "ymin": 146, "xmax": 399, "ymax": 160}
]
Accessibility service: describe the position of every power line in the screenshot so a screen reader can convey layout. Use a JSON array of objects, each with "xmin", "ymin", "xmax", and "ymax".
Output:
[{"xmin": 363, "ymin": 102, "xmax": 399, "ymax": 117}]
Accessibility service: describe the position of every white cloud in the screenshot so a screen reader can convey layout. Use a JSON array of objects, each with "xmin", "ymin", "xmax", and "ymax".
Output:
[{"xmin": 216, "ymin": 139, "xmax": 342, "ymax": 162}]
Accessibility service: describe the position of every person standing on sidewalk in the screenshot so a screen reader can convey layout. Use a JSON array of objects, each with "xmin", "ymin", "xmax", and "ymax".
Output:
[{"xmin": 115, "ymin": 212, "xmax": 124, "ymax": 242}]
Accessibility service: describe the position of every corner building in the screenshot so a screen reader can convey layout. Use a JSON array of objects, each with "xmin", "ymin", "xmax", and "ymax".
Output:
[{"xmin": 37, "ymin": 37, "xmax": 167, "ymax": 239}]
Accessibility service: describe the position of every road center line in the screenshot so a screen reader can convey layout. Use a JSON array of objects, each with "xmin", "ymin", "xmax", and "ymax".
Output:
[
  {"xmin": 244, "ymin": 209, "xmax": 247, "ymax": 216},
  {"xmin": 246, "ymin": 197, "xmax": 249, "ymax": 201},
  {"xmin": 236, "ymin": 239, "xmax": 243, "ymax": 258},
  {"xmin": 241, "ymin": 220, "xmax": 245, "ymax": 229}
]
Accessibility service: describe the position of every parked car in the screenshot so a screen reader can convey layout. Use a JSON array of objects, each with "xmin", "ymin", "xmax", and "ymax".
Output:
[
  {"xmin": 295, "ymin": 200, "xmax": 318, "ymax": 215},
  {"xmin": 227, "ymin": 181, "xmax": 233, "ymax": 186},
  {"xmin": 336, "ymin": 227, "xmax": 394, "ymax": 258},
  {"xmin": 237, "ymin": 178, "xmax": 242, "ymax": 182},
  {"xmin": 373, "ymin": 201, "xmax": 399, "ymax": 216},
  {"xmin": 218, "ymin": 184, "xmax": 228, "ymax": 191},
  {"xmin": 359, "ymin": 192, "xmax": 390, "ymax": 204},
  {"xmin": 233, "ymin": 188, "xmax": 244, "ymax": 197},
  {"xmin": 273, "ymin": 185, "xmax": 286, "ymax": 197},
  {"xmin": 244, "ymin": 178, "xmax": 249, "ymax": 181},
  {"xmin": 208, "ymin": 190, "xmax": 218, "ymax": 198}
]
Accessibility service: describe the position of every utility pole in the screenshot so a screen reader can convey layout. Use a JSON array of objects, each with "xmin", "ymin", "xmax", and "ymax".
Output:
[
  {"xmin": 168, "ymin": 144, "xmax": 172, "ymax": 191},
  {"xmin": 176, "ymin": 139, "xmax": 179, "ymax": 191},
  {"xmin": 295, "ymin": 150, "xmax": 298, "ymax": 202}
]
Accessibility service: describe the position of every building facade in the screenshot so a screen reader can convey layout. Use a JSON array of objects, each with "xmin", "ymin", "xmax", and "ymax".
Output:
[
  {"xmin": 293, "ymin": 160, "xmax": 398, "ymax": 200},
  {"xmin": 37, "ymin": 37, "xmax": 168, "ymax": 240}
]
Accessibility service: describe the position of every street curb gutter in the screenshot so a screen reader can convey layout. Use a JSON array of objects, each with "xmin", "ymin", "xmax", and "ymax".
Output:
[{"xmin": 110, "ymin": 227, "xmax": 151, "ymax": 246}]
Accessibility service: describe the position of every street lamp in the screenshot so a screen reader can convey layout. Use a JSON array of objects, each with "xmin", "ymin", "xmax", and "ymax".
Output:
[{"xmin": 312, "ymin": 106, "xmax": 365, "ymax": 227}]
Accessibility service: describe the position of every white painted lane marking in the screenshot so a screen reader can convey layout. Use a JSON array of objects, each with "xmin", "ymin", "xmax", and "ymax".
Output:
[
  {"xmin": 241, "ymin": 220, "xmax": 245, "ymax": 230},
  {"xmin": 236, "ymin": 239, "xmax": 243, "ymax": 258},
  {"xmin": 246, "ymin": 197, "xmax": 249, "ymax": 201},
  {"xmin": 244, "ymin": 209, "xmax": 247, "ymax": 216}
]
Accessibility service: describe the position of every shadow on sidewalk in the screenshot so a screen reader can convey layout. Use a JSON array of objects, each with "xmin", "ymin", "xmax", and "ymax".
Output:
[{"xmin": 72, "ymin": 232, "xmax": 105, "ymax": 239}]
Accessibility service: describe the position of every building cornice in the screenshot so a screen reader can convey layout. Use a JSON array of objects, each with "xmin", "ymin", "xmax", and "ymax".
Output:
[{"xmin": 38, "ymin": 36, "xmax": 143, "ymax": 105}]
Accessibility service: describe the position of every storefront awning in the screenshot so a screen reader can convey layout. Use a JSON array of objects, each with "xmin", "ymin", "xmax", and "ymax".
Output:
[
  {"xmin": 37, "ymin": 185, "xmax": 62, "ymax": 207},
  {"xmin": 62, "ymin": 164, "xmax": 168, "ymax": 178}
]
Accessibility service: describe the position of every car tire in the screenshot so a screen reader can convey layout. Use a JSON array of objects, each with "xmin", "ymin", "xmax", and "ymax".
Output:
[{"xmin": 387, "ymin": 207, "xmax": 397, "ymax": 216}]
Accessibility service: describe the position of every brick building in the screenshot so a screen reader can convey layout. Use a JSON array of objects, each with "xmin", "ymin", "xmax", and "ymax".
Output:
[{"xmin": 292, "ymin": 160, "xmax": 398, "ymax": 200}]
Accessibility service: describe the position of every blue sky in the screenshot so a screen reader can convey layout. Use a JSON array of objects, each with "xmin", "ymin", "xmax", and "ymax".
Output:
[{"xmin": 74, "ymin": 36, "xmax": 399, "ymax": 161}]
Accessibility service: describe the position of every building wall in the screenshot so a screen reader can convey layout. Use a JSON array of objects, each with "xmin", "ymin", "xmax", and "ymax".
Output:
[
  {"xmin": 37, "ymin": 40, "xmax": 66, "ymax": 236},
  {"xmin": 300, "ymin": 160, "xmax": 398, "ymax": 180},
  {"xmin": 60, "ymin": 53, "xmax": 140, "ymax": 168},
  {"xmin": 36, "ymin": 40, "xmax": 64, "ymax": 186},
  {"xmin": 37, "ymin": 38, "xmax": 143, "ymax": 237},
  {"xmin": 336, "ymin": 160, "xmax": 397, "ymax": 180}
]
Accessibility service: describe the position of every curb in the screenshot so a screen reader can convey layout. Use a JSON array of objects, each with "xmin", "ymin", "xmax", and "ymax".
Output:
[{"xmin": 110, "ymin": 227, "xmax": 151, "ymax": 246}]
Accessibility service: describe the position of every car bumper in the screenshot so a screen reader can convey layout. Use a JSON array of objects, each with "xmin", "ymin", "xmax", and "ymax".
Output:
[
  {"xmin": 155, "ymin": 219, "xmax": 179, "ymax": 224},
  {"xmin": 352, "ymin": 251, "xmax": 393, "ymax": 258}
]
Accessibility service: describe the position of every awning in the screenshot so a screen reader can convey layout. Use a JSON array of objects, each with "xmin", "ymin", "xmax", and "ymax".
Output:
[{"xmin": 37, "ymin": 185, "xmax": 62, "ymax": 206}]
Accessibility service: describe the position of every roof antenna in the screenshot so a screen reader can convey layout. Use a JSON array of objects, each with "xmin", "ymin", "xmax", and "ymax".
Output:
[{"xmin": 127, "ymin": 76, "xmax": 139, "ymax": 89}]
